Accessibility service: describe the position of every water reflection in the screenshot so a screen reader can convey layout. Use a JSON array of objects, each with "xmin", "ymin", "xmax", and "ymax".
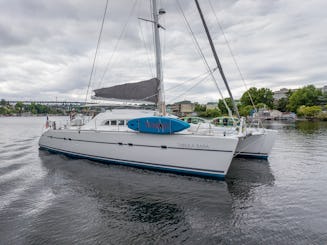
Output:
[
  {"xmin": 226, "ymin": 158, "xmax": 275, "ymax": 200},
  {"xmin": 38, "ymin": 151, "xmax": 235, "ymax": 242},
  {"xmin": 264, "ymin": 120, "xmax": 327, "ymax": 135},
  {"xmin": 127, "ymin": 198, "xmax": 183, "ymax": 223},
  {"xmin": 296, "ymin": 121, "xmax": 327, "ymax": 134},
  {"xmin": 38, "ymin": 149, "xmax": 276, "ymax": 207}
]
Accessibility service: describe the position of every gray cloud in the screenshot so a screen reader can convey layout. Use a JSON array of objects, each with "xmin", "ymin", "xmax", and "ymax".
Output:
[{"xmin": 0, "ymin": 0, "xmax": 326, "ymax": 104}]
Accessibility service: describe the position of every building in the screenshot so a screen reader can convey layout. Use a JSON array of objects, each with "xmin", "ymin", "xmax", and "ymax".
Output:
[
  {"xmin": 206, "ymin": 102, "xmax": 218, "ymax": 110},
  {"xmin": 320, "ymin": 85, "xmax": 327, "ymax": 94},
  {"xmin": 273, "ymin": 88, "xmax": 290, "ymax": 100},
  {"xmin": 274, "ymin": 85, "xmax": 327, "ymax": 101},
  {"xmin": 170, "ymin": 101, "xmax": 195, "ymax": 117}
]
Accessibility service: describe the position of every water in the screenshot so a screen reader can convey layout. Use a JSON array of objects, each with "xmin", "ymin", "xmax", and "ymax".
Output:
[{"xmin": 1, "ymin": 117, "xmax": 327, "ymax": 244}]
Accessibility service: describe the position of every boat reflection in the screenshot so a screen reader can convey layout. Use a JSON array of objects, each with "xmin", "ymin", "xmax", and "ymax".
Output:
[
  {"xmin": 38, "ymin": 149, "xmax": 275, "ymax": 236},
  {"xmin": 226, "ymin": 158, "xmax": 275, "ymax": 200}
]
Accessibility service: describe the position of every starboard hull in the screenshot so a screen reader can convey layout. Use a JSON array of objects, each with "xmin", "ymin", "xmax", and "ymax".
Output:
[{"xmin": 235, "ymin": 129, "xmax": 277, "ymax": 159}]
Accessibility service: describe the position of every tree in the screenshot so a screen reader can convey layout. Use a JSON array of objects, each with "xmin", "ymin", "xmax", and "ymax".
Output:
[
  {"xmin": 239, "ymin": 105, "xmax": 254, "ymax": 117},
  {"xmin": 256, "ymin": 103, "xmax": 267, "ymax": 109},
  {"xmin": 198, "ymin": 108, "xmax": 221, "ymax": 118},
  {"xmin": 297, "ymin": 105, "xmax": 322, "ymax": 118},
  {"xmin": 287, "ymin": 85, "xmax": 322, "ymax": 112},
  {"xmin": 277, "ymin": 97, "xmax": 288, "ymax": 112},
  {"xmin": 194, "ymin": 103, "xmax": 206, "ymax": 113},
  {"xmin": 218, "ymin": 98, "xmax": 234, "ymax": 115},
  {"xmin": 0, "ymin": 106, "xmax": 12, "ymax": 115},
  {"xmin": 15, "ymin": 101, "xmax": 24, "ymax": 114},
  {"xmin": 0, "ymin": 99, "xmax": 6, "ymax": 106},
  {"xmin": 240, "ymin": 87, "xmax": 274, "ymax": 109}
]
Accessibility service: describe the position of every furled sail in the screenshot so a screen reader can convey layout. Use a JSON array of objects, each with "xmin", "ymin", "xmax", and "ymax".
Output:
[{"xmin": 92, "ymin": 78, "xmax": 159, "ymax": 103}]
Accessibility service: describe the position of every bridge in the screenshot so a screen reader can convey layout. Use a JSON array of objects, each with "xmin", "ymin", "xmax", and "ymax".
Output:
[{"xmin": 7, "ymin": 101, "xmax": 88, "ymax": 106}]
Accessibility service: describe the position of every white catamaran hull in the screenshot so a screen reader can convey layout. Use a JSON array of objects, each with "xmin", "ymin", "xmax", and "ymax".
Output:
[
  {"xmin": 188, "ymin": 123, "xmax": 277, "ymax": 159},
  {"xmin": 235, "ymin": 129, "xmax": 277, "ymax": 159},
  {"xmin": 39, "ymin": 129, "xmax": 238, "ymax": 178}
]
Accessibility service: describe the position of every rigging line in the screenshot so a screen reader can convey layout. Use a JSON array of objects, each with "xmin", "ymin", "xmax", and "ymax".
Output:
[
  {"xmin": 136, "ymin": 1, "xmax": 155, "ymax": 78},
  {"xmin": 165, "ymin": 69, "xmax": 215, "ymax": 92},
  {"xmin": 97, "ymin": 0, "xmax": 138, "ymax": 89},
  {"xmin": 176, "ymin": 0, "xmax": 234, "ymax": 119},
  {"xmin": 150, "ymin": 0, "xmax": 156, "ymax": 78},
  {"xmin": 167, "ymin": 71, "xmax": 212, "ymax": 103},
  {"xmin": 138, "ymin": 19, "xmax": 155, "ymax": 77},
  {"xmin": 140, "ymin": 69, "xmax": 214, "ymax": 102},
  {"xmin": 140, "ymin": 92, "xmax": 159, "ymax": 102},
  {"xmin": 85, "ymin": 0, "xmax": 109, "ymax": 103},
  {"xmin": 142, "ymin": 69, "xmax": 214, "ymax": 102},
  {"xmin": 161, "ymin": 0, "xmax": 167, "ymax": 85},
  {"xmin": 208, "ymin": 0, "xmax": 260, "ymax": 122}
]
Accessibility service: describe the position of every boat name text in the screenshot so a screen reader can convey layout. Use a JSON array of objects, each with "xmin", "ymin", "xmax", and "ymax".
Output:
[{"xmin": 178, "ymin": 143, "xmax": 210, "ymax": 149}]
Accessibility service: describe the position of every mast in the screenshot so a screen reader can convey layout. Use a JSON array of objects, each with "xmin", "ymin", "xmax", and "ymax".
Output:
[
  {"xmin": 194, "ymin": 0, "xmax": 240, "ymax": 118},
  {"xmin": 152, "ymin": 0, "xmax": 166, "ymax": 115}
]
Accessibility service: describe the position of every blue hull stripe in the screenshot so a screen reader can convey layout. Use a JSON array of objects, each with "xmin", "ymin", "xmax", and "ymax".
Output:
[
  {"xmin": 235, "ymin": 152, "xmax": 268, "ymax": 160},
  {"xmin": 39, "ymin": 145, "xmax": 226, "ymax": 179}
]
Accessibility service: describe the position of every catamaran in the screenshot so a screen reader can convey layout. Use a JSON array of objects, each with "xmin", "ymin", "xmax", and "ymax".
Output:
[{"xmin": 39, "ymin": 0, "xmax": 242, "ymax": 179}]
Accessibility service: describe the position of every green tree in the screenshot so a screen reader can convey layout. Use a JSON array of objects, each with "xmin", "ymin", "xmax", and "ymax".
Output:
[
  {"xmin": 15, "ymin": 101, "xmax": 24, "ymax": 114},
  {"xmin": 0, "ymin": 99, "xmax": 6, "ymax": 106},
  {"xmin": 0, "ymin": 105, "xmax": 13, "ymax": 115},
  {"xmin": 240, "ymin": 87, "xmax": 274, "ymax": 109},
  {"xmin": 198, "ymin": 108, "xmax": 221, "ymax": 118},
  {"xmin": 35, "ymin": 104, "xmax": 48, "ymax": 114},
  {"xmin": 194, "ymin": 103, "xmax": 206, "ymax": 113},
  {"xmin": 204, "ymin": 108, "xmax": 221, "ymax": 118},
  {"xmin": 287, "ymin": 85, "xmax": 322, "ymax": 112},
  {"xmin": 30, "ymin": 102, "xmax": 38, "ymax": 114},
  {"xmin": 218, "ymin": 98, "xmax": 234, "ymax": 115},
  {"xmin": 256, "ymin": 103, "xmax": 267, "ymax": 109},
  {"xmin": 239, "ymin": 105, "xmax": 254, "ymax": 117},
  {"xmin": 297, "ymin": 105, "xmax": 322, "ymax": 118},
  {"xmin": 277, "ymin": 97, "xmax": 288, "ymax": 112}
]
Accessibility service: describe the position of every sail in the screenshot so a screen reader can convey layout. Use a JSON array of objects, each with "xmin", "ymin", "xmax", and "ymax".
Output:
[{"xmin": 93, "ymin": 78, "xmax": 159, "ymax": 103}]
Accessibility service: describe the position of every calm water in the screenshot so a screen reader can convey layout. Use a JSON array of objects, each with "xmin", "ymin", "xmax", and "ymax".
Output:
[{"xmin": 0, "ymin": 117, "xmax": 327, "ymax": 244}]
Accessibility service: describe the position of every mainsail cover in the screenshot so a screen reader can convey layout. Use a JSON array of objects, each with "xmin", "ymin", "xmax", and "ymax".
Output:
[{"xmin": 93, "ymin": 78, "xmax": 159, "ymax": 103}]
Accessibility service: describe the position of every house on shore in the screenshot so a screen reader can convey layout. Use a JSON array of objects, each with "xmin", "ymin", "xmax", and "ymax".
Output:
[
  {"xmin": 206, "ymin": 102, "xmax": 218, "ymax": 110},
  {"xmin": 169, "ymin": 100, "xmax": 195, "ymax": 117}
]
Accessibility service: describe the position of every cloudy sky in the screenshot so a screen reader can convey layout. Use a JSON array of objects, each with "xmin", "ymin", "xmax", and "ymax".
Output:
[{"xmin": 0, "ymin": 0, "xmax": 326, "ymax": 103}]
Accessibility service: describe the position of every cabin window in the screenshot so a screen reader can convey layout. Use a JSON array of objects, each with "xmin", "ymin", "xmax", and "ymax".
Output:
[
  {"xmin": 111, "ymin": 120, "xmax": 117, "ymax": 126},
  {"xmin": 118, "ymin": 120, "xmax": 124, "ymax": 125},
  {"xmin": 104, "ymin": 120, "xmax": 110, "ymax": 125}
]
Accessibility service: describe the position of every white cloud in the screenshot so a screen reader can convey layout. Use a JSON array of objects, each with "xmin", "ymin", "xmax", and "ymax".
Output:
[{"xmin": 0, "ymin": 0, "xmax": 326, "ymax": 103}]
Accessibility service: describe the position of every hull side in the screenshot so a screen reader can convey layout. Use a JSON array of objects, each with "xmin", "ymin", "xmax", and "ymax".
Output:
[
  {"xmin": 235, "ymin": 129, "xmax": 277, "ymax": 159},
  {"xmin": 39, "ymin": 129, "xmax": 238, "ymax": 178}
]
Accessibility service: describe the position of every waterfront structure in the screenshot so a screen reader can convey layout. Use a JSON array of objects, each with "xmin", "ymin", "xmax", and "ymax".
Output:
[
  {"xmin": 206, "ymin": 102, "xmax": 218, "ymax": 110},
  {"xmin": 273, "ymin": 88, "xmax": 290, "ymax": 100},
  {"xmin": 170, "ymin": 101, "xmax": 195, "ymax": 117}
]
